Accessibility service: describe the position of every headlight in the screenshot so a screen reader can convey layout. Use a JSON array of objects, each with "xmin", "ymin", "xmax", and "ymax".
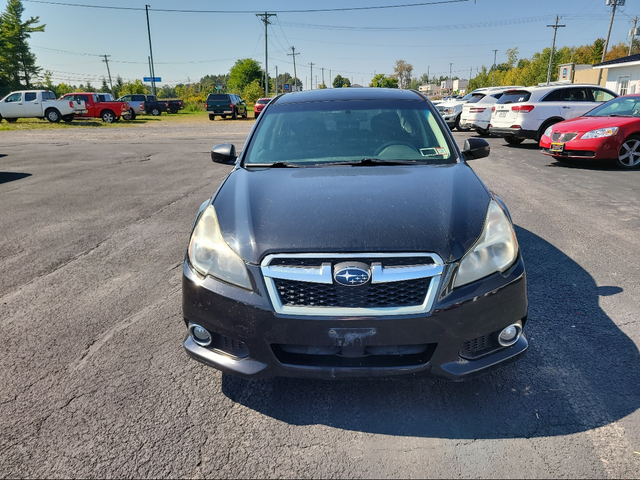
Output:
[
  {"xmin": 581, "ymin": 126, "xmax": 619, "ymax": 139},
  {"xmin": 453, "ymin": 200, "xmax": 518, "ymax": 288},
  {"xmin": 443, "ymin": 108, "xmax": 454, "ymax": 115},
  {"xmin": 544, "ymin": 125, "xmax": 553, "ymax": 138},
  {"xmin": 188, "ymin": 205, "xmax": 252, "ymax": 290}
]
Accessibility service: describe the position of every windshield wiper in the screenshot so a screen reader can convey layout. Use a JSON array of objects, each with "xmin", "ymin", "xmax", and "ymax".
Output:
[
  {"xmin": 322, "ymin": 158, "xmax": 423, "ymax": 166},
  {"xmin": 245, "ymin": 161, "xmax": 301, "ymax": 168}
]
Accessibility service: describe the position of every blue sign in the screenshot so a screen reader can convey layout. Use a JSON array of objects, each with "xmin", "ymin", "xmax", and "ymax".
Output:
[
  {"xmin": 143, "ymin": 77, "xmax": 162, "ymax": 82},
  {"xmin": 284, "ymin": 83, "xmax": 290, "ymax": 91}
]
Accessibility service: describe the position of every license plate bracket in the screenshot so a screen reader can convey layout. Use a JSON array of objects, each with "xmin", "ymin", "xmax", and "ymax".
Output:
[
  {"xmin": 498, "ymin": 111, "xmax": 507, "ymax": 118},
  {"xmin": 550, "ymin": 142, "xmax": 564, "ymax": 153}
]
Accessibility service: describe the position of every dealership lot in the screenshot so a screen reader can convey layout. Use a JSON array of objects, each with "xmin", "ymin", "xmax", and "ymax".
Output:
[{"xmin": 1, "ymin": 119, "xmax": 639, "ymax": 478}]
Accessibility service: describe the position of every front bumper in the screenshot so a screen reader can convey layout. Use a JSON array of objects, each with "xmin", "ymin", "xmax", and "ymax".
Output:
[
  {"xmin": 182, "ymin": 255, "xmax": 528, "ymax": 381},
  {"xmin": 489, "ymin": 126, "xmax": 537, "ymax": 139},
  {"xmin": 539, "ymin": 135, "xmax": 619, "ymax": 160}
]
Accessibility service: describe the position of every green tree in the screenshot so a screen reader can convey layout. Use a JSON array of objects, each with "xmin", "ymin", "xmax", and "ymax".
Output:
[
  {"xmin": 54, "ymin": 82, "xmax": 73, "ymax": 96},
  {"xmin": 113, "ymin": 75, "xmax": 124, "ymax": 98},
  {"xmin": 370, "ymin": 73, "xmax": 398, "ymax": 88},
  {"xmin": 0, "ymin": 0, "xmax": 45, "ymax": 89},
  {"xmin": 120, "ymin": 79, "xmax": 148, "ymax": 95},
  {"xmin": 227, "ymin": 58, "xmax": 262, "ymax": 95},
  {"xmin": 242, "ymin": 79, "xmax": 264, "ymax": 103},
  {"xmin": 99, "ymin": 77, "xmax": 111, "ymax": 93},
  {"xmin": 332, "ymin": 74, "xmax": 350, "ymax": 88}
]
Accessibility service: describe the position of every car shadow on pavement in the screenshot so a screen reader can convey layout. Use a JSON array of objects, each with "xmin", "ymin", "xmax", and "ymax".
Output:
[
  {"xmin": 222, "ymin": 226, "xmax": 640, "ymax": 439},
  {"xmin": 547, "ymin": 158, "xmax": 632, "ymax": 171},
  {"xmin": 0, "ymin": 172, "xmax": 31, "ymax": 184}
]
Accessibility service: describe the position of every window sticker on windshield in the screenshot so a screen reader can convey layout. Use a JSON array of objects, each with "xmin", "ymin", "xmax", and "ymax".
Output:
[{"xmin": 435, "ymin": 147, "xmax": 447, "ymax": 155}]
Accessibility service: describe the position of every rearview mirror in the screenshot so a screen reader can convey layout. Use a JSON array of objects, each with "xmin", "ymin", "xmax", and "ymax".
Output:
[
  {"xmin": 211, "ymin": 144, "xmax": 237, "ymax": 165},
  {"xmin": 462, "ymin": 138, "xmax": 490, "ymax": 160}
]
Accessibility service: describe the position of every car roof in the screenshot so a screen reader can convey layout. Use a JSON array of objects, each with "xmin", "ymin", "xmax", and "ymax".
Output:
[{"xmin": 272, "ymin": 87, "xmax": 424, "ymax": 105}]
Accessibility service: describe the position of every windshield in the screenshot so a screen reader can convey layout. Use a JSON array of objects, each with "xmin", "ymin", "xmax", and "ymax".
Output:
[
  {"xmin": 243, "ymin": 100, "xmax": 457, "ymax": 166},
  {"xmin": 584, "ymin": 96, "xmax": 640, "ymax": 117},
  {"xmin": 461, "ymin": 93, "xmax": 474, "ymax": 101}
]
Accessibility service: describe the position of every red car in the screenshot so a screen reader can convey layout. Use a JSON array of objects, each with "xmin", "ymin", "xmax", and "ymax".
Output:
[
  {"xmin": 540, "ymin": 94, "xmax": 640, "ymax": 169},
  {"xmin": 253, "ymin": 97, "xmax": 271, "ymax": 117},
  {"xmin": 60, "ymin": 93, "xmax": 129, "ymax": 123}
]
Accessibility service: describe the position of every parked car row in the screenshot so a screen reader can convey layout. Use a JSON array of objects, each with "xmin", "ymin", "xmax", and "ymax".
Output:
[
  {"xmin": 0, "ymin": 89, "xmax": 185, "ymax": 124},
  {"xmin": 0, "ymin": 90, "xmax": 86, "ymax": 123},
  {"xmin": 451, "ymin": 82, "xmax": 637, "ymax": 170}
]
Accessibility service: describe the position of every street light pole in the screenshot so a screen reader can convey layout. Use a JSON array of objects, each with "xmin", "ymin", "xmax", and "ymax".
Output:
[{"xmin": 256, "ymin": 12, "xmax": 276, "ymax": 95}]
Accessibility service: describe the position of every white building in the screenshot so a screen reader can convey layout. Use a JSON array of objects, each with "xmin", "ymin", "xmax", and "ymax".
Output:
[{"xmin": 593, "ymin": 53, "xmax": 640, "ymax": 95}]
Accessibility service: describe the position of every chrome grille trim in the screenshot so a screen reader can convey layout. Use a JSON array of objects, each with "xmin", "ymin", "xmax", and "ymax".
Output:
[{"xmin": 261, "ymin": 253, "xmax": 444, "ymax": 316}]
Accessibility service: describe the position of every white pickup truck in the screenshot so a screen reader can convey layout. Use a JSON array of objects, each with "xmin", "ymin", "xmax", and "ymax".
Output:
[{"xmin": 0, "ymin": 90, "xmax": 86, "ymax": 123}]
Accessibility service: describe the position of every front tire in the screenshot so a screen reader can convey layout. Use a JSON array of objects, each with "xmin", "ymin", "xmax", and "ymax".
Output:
[
  {"xmin": 151, "ymin": 107, "xmax": 161, "ymax": 116},
  {"xmin": 505, "ymin": 136, "xmax": 525, "ymax": 145},
  {"xmin": 616, "ymin": 135, "xmax": 640, "ymax": 169},
  {"xmin": 101, "ymin": 110, "xmax": 116, "ymax": 123},
  {"xmin": 6, "ymin": 118, "xmax": 17, "ymax": 123},
  {"xmin": 46, "ymin": 109, "xmax": 61, "ymax": 123},
  {"xmin": 123, "ymin": 109, "xmax": 136, "ymax": 121}
]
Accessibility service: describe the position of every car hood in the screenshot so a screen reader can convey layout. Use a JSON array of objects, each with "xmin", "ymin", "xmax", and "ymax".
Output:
[
  {"xmin": 212, "ymin": 163, "xmax": 491, "ymax": 265},
  {"xmin": 439, "ymin": 100, "xmax": 466, "ymax": 108},
  {"xmin": 553, "ymin": 115, "xmax": 640, "ymax": 132}
]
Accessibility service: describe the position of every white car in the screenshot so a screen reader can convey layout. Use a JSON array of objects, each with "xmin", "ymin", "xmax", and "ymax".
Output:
[
  {"xmin": 489, "ymin": 84, "xmax": 618, "ymax": 145},
  {"xmin": 460, "ymin": 86, "xmax": 523, "ymax": 135},
  {"xmin": 435, "ymin": 91, "xmax": 483, "ymax": 131},
  {"xmin": 0, "ymin": 90, "xmax": 85, "ymax": 123}
]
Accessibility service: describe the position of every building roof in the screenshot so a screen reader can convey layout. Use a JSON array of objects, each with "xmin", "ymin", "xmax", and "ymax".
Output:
[{"xmin": 594, "ymin": 53, "xmax": 640, "ymax": 69}]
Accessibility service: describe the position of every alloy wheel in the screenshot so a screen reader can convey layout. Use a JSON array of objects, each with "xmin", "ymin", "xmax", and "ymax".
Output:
[{"xmin": 618, "ymin": 137, "xmax": 640, "ymax": 169}]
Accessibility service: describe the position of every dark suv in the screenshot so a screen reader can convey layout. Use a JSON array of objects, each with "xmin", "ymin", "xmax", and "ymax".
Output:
[{"xmin": 206, "ymin": 93, "xmax": 247, "ymax": 120}]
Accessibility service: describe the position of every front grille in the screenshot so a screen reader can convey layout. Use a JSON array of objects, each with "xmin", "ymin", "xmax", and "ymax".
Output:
[
  {"xmin": 274, "ymin": 277, "xmax": 431, "ymax": 308},
  {"xmin": 261, "ymin": 253, "xmax": 443, "ymax": 316},
  {"xmin": 552, "ymin": 132, "xmax": 577, "ymax": 142}
]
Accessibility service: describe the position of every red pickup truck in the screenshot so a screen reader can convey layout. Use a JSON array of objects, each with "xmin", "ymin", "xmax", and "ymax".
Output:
[{"xmin": 60, "ymin": 93, "xmax": 129, "ymax": 123}]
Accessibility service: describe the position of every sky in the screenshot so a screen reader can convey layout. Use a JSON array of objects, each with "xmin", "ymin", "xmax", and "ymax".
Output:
[{"xmin": 18, "ymin": 0, "xmax": 640, "ymax": 91}]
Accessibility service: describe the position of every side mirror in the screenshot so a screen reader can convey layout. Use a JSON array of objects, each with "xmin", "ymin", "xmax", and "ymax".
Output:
[
  {"xmin": 211, "ymin": 143, "xmax": 237, "ymax": 165},
  {"xmin": 462, "ymin": 138, "xmax": 490, "ymax": 160}
]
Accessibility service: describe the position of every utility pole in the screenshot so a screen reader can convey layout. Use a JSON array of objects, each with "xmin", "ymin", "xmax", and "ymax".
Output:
[
  {"xmin": 288, "ymin": 46, "xmax": 299, "ymax": 91},
  {"xmin": 329, "ymin": 69, "xmax": 332, "ymax": 88},
  {"xmin": 491, "ymin": 49, "xmax": 498, "ymax": 86},
  {"xmin": 546, "ymin": 16, "xmax": 565, "ymax": 85},
  {"xmin": 598, "ymin": 1, "xmax": 623, "ymax": 85},
  {"xmin": 309, "ymin": 62, "xmax": 315, "ymax": 90},
  {"xmin": 629, "ymin": 16, "xmax": 638, "ymax": 56},
  {"xmin": 256, "ymin": 12, "xmax": 276, "ymax": 96},
  {"xmin": 275, "ymin": 65, "xmax": 278, "ymax": 94},
  {"xmin": 322, "ymin": 67, "xmax": 325, "ymax": 88},
  {"xmin": 449, "ymin": 63, "xmax": 453, "ymax": 94},
  {"xmin": 102, "ymin": 54, "xmax": 114, "ymax": 95},
  {"xmin": 145, "ymin": 5, "xmax": 156, "ymax": 95}
]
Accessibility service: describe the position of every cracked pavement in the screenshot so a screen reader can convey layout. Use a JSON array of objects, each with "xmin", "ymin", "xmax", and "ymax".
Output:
[{"xmin": 1, "ymin": 119, "xmax": 639, "ymax": 478}]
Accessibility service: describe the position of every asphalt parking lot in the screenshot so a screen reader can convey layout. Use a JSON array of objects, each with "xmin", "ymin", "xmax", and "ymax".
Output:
[{"xmin": 1, "ymin": 119, "xmax": 640, "ymax": 478}]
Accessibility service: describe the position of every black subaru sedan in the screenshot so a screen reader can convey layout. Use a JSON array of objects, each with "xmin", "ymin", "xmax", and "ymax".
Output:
[{"xmin": 182, "ymin": 88, "xmax": 527, "ymax": 380}]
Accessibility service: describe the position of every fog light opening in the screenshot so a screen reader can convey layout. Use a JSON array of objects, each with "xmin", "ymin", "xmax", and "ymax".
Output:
[
  {"xmin": 498, "ymin": 323, "xmax": 522, "ymax": 347},
  {"xmin": 189, "ymin": 323, "xmax": 212, "ymax": 347}
]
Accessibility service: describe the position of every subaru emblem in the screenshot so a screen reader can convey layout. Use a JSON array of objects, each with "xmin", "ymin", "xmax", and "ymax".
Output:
[{"xmin": 333, "ymin": 262, "xmax": 371, "ymax": 287}]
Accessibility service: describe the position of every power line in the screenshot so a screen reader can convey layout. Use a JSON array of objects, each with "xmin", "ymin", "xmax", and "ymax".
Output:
[{"xmin": 23, "ymin": 0, "xmax": 471, "ymax": 14}]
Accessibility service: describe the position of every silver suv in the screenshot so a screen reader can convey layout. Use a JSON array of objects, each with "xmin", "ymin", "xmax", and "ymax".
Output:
[{"xmin": 489, "ymin": 84, "xmax": 618, "ymax": 145}]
